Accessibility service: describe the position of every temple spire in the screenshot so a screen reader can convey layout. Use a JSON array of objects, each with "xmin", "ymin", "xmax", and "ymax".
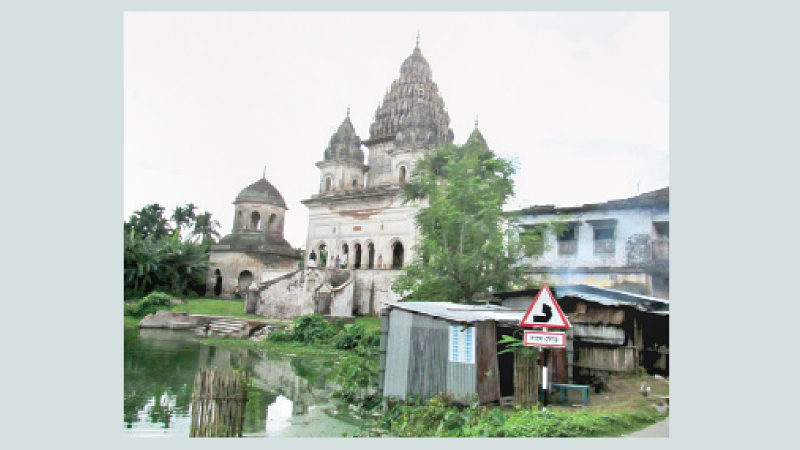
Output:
[
  {"xmin": 263, "ymin": 166, "xmax": 266, "ymax": 178},
  {"xmin": 347, "ymin": 104, "xmax": 350, "ymax": 118},
  {"xmin": 416, "ymin": 31, "xmax": 420, "ymax": 48},
  {"xmin": 475, "ymin": 116, "xmax": 479, "ymax": 129}
]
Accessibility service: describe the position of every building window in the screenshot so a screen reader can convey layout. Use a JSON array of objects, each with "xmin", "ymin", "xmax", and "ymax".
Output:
[
  {"xmin": 418, "ymin": 88, "xmax": 425, "ymax": 98},
  {"xmin": 392, "ymin": 241, "xmax": 404, "ymax": 269},
  {"xmin": 557, "ymin": 223, "xmax": 579, "ymax": 255},
  {"xmin": 251, "ymin": 211, "xmax": 261, "ymax": 230},
  {"xmin": 588, "ymin": 219, "xmax": 617, "ymax": 254},
  {"xmin": 324, "ymin": 177, "xmax": 332, "ymax": 193}
]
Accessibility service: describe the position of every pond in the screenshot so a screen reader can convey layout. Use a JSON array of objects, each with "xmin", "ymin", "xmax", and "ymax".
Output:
[{"xmin": 124, "ymin": 324, "xmax": 375, "ymax": 437}]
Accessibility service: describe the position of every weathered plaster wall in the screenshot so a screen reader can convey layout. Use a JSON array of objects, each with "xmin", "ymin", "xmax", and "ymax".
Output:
[
  {"xmin": 305, "ymin": 197, "xmax": 420, "ymax": 270},
  {"xmin": 352, "ymin": 270, "xmax": 404, "ymax": 315},
  {"xmin": 207, "ymin": 252, "xmax": 297, "ymax": 298}
]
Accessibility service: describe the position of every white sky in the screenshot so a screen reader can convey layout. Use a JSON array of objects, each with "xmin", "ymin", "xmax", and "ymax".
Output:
[{"xmin": 124, "ymin": 11, "xmax": 669, "ymax": 249}]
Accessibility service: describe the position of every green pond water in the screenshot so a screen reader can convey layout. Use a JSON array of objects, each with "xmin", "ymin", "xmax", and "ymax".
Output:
[{"xmin": 124, "ymin": 324, "xmax": 375, "ymax": 437}]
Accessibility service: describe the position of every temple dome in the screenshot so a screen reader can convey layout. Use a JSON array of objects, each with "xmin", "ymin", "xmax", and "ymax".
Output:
[
  {"xmin": 234, "ymin": 177, "xmax": 287, "ymax": 208},
  {"xmin": 323, "ymin": 116, "xmax": 364, "ymax": 163},
  {"xmin": 368, "ymin": 45, "xmax": 453, "ymax": 147}
]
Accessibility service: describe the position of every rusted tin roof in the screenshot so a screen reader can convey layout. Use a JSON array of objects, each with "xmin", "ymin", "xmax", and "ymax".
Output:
[{"xmin": 383, "ymin": 302, "xmax": 525, "ymax": 325}]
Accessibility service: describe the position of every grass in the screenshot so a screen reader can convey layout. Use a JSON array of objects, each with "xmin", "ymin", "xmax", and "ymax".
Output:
[{"xmin": 169, "ymin": 298, "xmax": 267, "ymax": 321}]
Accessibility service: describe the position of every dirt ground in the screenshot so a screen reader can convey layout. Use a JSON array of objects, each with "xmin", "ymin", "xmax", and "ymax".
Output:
[{"xmin": 548, "ymin": 371, "xmax": 670, "ymax": 414}]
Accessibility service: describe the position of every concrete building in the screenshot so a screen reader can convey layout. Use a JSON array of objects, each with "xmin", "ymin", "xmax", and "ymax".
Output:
[
  {"xmin": 510, "ymin": 188, "xmax": 669, "ymax": 299},
  {"xmin": 206, "ymin": 177, "xmax": 300, "ymax": 298}
]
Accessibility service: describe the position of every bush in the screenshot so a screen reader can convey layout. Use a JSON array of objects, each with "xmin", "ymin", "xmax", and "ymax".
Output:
[
  {"xmin": 332, "ymin": 324, "xmax": 366, "ymax": 350},
  {"xmin": 380, "ymin": 395, "xmax": 661, "ymax": 437},
  {"xmin": 332, "ymin": 354, "xmax": 380, "ymax": 408},
  {"xmin": 124, "ymin": 291, "xmax": 173, "ymax": 317}
]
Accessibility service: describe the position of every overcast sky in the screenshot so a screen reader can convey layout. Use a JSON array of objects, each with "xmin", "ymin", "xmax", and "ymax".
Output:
[{"xmin": 124, "ymin": 11, "xmax": 669, "ymax": 249}]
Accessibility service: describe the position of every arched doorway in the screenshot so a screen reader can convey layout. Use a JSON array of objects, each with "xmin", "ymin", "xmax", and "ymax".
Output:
[
  {"xmin": 237, "ymin": 270, "xmax": 253, "ymax": 297},
  {"xmin": 251, "ymin": 211, "xmax": 261, "ymax": 230},
  {"xmin": 392, "ymin": 242, "xmax": 404, "ymax": 269},
  {"xmin": 354, "ymin": 243, "xmax": 362, "ymax": 269},
  {"xmin": 341, "ymin": 243, "xmax": 349, "ymax": 268},
  {"xmin": 367, "ymin": 243, "xmax": 375, "ymax": 269},
  {"xmin": 213, "ymin": 269, "xmax": 222, "ymax": 296},
  {"xmin": 267, "ymin": 213, "xmax": 277, "ymax": 231},
  {"xmin": 318, "ymin": 244, "xmax": 328, "ymax": 267},
  {"xmin": 325, "ymin": 177, "xmax": 332, "ymax": 192},
  {"xmin": 399, "ymin": 166, "xmax": 407, "ymax": 184}
]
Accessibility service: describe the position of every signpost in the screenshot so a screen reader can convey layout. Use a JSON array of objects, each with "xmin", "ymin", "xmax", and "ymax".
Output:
[
  {"xmin": 518, "ymin": 284, "xmax": 571, "ymax": 407},
  {"xmin": 523, "ymin": 330, "xmax": 566, "ymax": 348}
]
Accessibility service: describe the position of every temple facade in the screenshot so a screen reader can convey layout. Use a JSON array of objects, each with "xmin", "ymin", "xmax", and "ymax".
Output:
[{"xmin": 301, "ymin": 44, "xmax": 454, "ymax": 275}]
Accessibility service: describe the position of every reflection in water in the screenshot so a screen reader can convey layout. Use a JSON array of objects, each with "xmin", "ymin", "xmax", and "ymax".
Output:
[{"xmin": 124, "ymin": 325, "xmax": 369, "ymax": 437}]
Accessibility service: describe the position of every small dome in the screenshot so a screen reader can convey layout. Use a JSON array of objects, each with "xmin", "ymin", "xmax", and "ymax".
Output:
[
  {"xmin": 234, "ymin": 177, "xmax": 287, "ymax": 208},
  {"xmin": 323, "ymin": 116, "xmax": 364, "ymax": 163}
]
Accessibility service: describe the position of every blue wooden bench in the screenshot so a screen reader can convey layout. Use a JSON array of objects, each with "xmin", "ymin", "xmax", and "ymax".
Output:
[{"xmin": 550, "ymin": 383, "xmax": 590, "ymax": 406}]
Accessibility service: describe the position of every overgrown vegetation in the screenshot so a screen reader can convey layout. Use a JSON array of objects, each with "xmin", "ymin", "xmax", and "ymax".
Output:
[
  {"xmin": 124, "ymin": 203, "xmax": 221, "ymax": 299},
  {"xmin": 380, "ymin": 394, "xmax": 661, "ymax": 437},
  {"xmin": 265, "ymin": 313, "xmax": 381, "ymax": 407},
  {"xmin": 124, "ymin": 291, "xmax": 174, "ymax": 317}
]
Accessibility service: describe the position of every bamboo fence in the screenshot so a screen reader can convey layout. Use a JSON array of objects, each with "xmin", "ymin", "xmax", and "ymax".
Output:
[
  {"xmin": 513, "ymin": 349, "xmax": 539, "ymax": 408},
  {"xmin": 190, "ymin": 368, "xmax": 249, "ymax": 437}
]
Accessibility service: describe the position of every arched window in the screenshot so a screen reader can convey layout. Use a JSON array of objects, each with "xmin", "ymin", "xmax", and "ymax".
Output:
[
  {"xmin": 237, "ymin": 211, "xmax": 243, "ymax": 229},
  {"xmin": 251, "ymin": 211, "xmax": 261, "ymax": 230},
  {"xmin": 267, "ymin": 213, "xmax": 277, "ymax": 231},
  {"xmin": 325, "ymin": 177, "xmax": 332, "ymax": 193},
  {"xmin": 392, "ymin": 242, "xmax": 404, "ymax": 269},
  {"xmin": 352, "ymin": 178, "xmax": 359, "ymax": 188},
  {"xmin": 399, "ymin": 166, "xmax": 407, "ymax": 184}
]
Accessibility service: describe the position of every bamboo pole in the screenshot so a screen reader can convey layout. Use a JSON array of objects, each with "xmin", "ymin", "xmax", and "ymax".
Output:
[{"xmin": 190, "ymin": 368, "xmax": 249, "ymax": 437}]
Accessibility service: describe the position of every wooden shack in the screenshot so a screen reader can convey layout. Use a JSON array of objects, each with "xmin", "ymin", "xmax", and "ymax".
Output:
[
  {"xmin": 495, "ymin": 284, "xmax": 669, "ymax": 382},
  {"xmin": 378, "ymin": 302, "xmax": 527, "ymax": 404}
]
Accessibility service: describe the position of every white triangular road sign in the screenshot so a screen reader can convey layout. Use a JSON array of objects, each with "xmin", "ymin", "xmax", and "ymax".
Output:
[{"xmin": 519, "ymin": 284, "xmax": 571, "ymax": 328}]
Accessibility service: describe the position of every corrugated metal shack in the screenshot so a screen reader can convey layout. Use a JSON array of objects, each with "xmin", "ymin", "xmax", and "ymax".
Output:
[
  {"xmin": 378, "ymin": 302, "xmax": 526, "ymax": 404},
  {"xmin": 495, "ymin": 284, "xmax": 669, "ymax": 382}
]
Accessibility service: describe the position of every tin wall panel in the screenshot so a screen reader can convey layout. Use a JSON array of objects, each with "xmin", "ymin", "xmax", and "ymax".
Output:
[
  {"xmin": 407, "ymin": 315, "xmax": 449, "ymax": 399},
  {"xmin": 382, "ymin": 310, "xmax": 413, "ymax": 398}
]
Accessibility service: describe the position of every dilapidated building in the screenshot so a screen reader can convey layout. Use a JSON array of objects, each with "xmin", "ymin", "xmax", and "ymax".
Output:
[
  {"xmin": 510, "ymin": 188, "xmax": 670, "ymax": 299},
  {"xmin": 378, "ymin": 285, "xmax": 668, "ymax": 403}
]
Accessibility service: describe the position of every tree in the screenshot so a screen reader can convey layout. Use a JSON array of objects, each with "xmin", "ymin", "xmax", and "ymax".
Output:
[
  {"xmin": 171, "ymin": 203, "xmax": 197, "ymax": 239},
  {"xmin": 124, "ymin": 203, "xmax": 173, "ymax": 239},
  {"xmin": 392, "ymin": 129, "xmax": 542, "ymax": 303},
  {"xmin": 191, "ymin": 211, "xmax": 221, "ymax": 244}
]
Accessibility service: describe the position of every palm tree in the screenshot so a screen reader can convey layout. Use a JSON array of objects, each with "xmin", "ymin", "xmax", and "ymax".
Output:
[
  {"xmin": 171, "ymin": 203, "xmax": 197, "ymax": 239},
  {"xmin": 191, "ymin": 211, "xmax": 221, "ymax": 244}
]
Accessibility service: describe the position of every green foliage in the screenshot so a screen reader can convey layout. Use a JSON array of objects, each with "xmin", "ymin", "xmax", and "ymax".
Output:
[
  {"xmin": 124, "ymin": 202, "xmax": 219, "ymax": 299},
  {"xmin": 380, "ymin": 394, "xmax": 660, "ymax": 437},
  {"xmin": 124, "ymin": 291, "xmax": 173, "ymax": 317},
  {"xmin": 332, "ymin": 354, "xmax": 380, "ymax": 408},
  {"xmin": 392, "ymin": 134, "xmax": 535, "ymax": 303},
  {"xmin": 497, "ymin": 333, "xmax": 539, "ymax": 358}
]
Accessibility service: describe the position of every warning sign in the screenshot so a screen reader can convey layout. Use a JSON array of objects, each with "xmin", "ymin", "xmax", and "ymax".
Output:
[{"xmin": 519, "ymin": 284, "xmax": 571, "ymax": 328}]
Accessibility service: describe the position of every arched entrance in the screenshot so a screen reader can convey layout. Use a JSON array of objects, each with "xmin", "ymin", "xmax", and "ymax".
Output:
[
  {"xmin": 354, "ymin": 243, "xmax": 362, "ymax": 269},
  {"xmin": 237, "ymin": 270, "xmax": 253, "ymax": 297},
  {"xmin": 251, "ymin": 212, "xmax": 261, "ymax": 230},
  {"xmin": 392, "ymin": 242, "xmax": 404, "ymax": 269},
  {"xmin": 318, "ymin": 244, "xmax": 328, "ymax": 267},
  {"xmin": 341, "ymin": 243, "xmax": 349, "ymax": 268},
  {"xmin": 367, "ymin": 243, "xmax": 375, "ymax": 269},
  {"xmin": 213, "ymin": 269, "xmax": 222, "ymax": 296}
]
